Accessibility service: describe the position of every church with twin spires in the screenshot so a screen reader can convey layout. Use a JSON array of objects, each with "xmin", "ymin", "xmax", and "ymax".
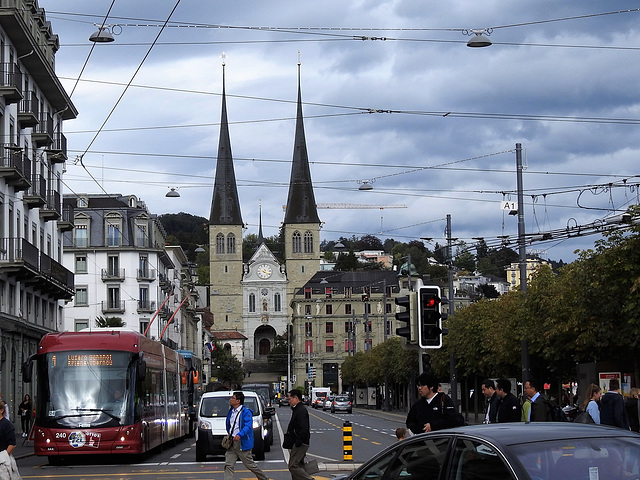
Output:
[{"xmin": 207, "ymin": 62, "xmax": 321, "ymax": 364}]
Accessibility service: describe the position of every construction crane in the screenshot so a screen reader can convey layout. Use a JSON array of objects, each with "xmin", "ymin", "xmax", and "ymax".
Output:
[{"xmin": 316, "ymin": 203, "xmax": 407, "ymax": 210}]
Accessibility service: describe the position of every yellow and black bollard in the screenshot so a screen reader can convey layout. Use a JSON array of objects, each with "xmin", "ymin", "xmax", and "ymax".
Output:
[{"xmin": 343, "ymin": 421, "xmax": 353, "ymax": 461}]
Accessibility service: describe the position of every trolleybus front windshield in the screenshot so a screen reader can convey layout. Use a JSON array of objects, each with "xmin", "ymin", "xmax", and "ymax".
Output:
[{"xmin": 38, "ymin": 351, "xmax": 136, "ymax": 428}]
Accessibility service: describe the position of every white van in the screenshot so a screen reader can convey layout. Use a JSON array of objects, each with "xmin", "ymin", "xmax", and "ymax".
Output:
[
  {"xmin": 195, "ymin": 391, "xmax": 269, "ymax": 461},
  {"xmin": 311, "ymin": 387, "xmax": 331, "ymax": 409}
]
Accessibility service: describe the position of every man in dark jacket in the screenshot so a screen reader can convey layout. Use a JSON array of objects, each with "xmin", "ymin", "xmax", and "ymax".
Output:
[
  {"xmin": 524, "ymin": 379, "xmax": 552, "ymax": 422},
  {"xmin": 601, "ymin": 378, "xmax": 630, "ymax": 430},
  {"xmin": 406, "ymin": 373, "xmax": 464, "ymax": 434},
  {"xmin": 481, "ymin": 379, "xmax": 500, "ymax": 424},
  {"xmin": 495, "ymin": 378, "xmax": 521, "ymax": 423},
  {"xmin": 285, "ymin": 389, "xmax": 314, "ymax": 480}
]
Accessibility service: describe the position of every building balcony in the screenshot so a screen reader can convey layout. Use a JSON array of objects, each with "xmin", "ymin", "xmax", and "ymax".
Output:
[
  {"xmin": 101, "ymin": 300, "xmax": 125, "ymax": 314},
  {"xmin": 0, "ymin": 237, "xmax": 73, "ymax": 300},
  {"xmin": 32, "ymin": 112, "xmax": 53, "ymax": 147},
  {"xmin": 58, "ymin": 203, "xmax": 74, "ymax": 232},
  {"xmin": 45, "ymin": 133, "xmax": 68, "ymax": 163},
  {"xmin": 101, "ymin": 268, "xmax": 125, "ymax": 282},
  {"xmin": 0, "ymin": 145, "xmax": 31, "ymax": 191},
  {"xmin": 137, "ymin": 300, "xmax": 157, "ymax": 313},
  {"xmin": 23, "ymin": 173, "xmax": 47, "ymax": 209},
  {"xmin": 40, "ymin": 190, "xmax": 61, "ymax": 221},
  {"xmin": 0, "ymin": 62, "xmax": 23, "ymax": 104},
  {"xmin": 18, "ymin": 90, "xmax": 38, "ymax": 127},
  {"xmin": 137, "ymin": 268, "xmax": 156, "ymax": 281}
]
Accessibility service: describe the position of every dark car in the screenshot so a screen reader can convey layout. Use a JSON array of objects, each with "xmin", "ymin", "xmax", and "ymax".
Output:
[
  {"xmin": 278, "ymin": 396, "xmax": 289, "ymax": 407},
  {"xmin": 335, "ymin": 423, "xmax": 640, "ymax": 480},
  {"xmin": 243, "ymin": 383, "xmax": 274, "ymax": 408},
  {"xmin": 330, "ymin": 395, "xmax": 352, "ymax": 414}
]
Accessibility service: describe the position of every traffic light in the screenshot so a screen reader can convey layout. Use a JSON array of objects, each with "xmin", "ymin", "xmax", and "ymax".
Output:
[
  {"xmin": 395, "ymin": 292, "xmax": 417, "ymax": 343},
  {"xmin": 418, "ymin": 286, "xmax": 446, "ymax": 349}
]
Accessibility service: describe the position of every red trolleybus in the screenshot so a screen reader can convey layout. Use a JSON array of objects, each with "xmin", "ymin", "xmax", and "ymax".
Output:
[{"xmin": 22, "ymin": 329, "xmax": 190, "ymax": 463}]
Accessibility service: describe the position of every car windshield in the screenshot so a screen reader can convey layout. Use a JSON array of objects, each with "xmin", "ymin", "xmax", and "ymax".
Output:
[
  {"xmin": 200, "ymin": 396, "xmax": 260, "ymax": 418},
  {"xmin": 509, "ymin": 436, "xmax": 640, "ymax": 480},
  {"xmin": 335, "ymin": 396, "xmax": 349, "ymax": 402}
]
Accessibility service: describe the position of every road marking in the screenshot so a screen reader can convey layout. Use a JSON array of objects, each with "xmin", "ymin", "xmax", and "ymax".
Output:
[{"xmin": 171, "ymin": 454, "xmax": 181, "ymax": 459}]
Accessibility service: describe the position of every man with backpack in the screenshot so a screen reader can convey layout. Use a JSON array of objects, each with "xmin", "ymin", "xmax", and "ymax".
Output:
[{"xmin": 406, "ymin": 373, "xmax": 465, "ymax": 434}]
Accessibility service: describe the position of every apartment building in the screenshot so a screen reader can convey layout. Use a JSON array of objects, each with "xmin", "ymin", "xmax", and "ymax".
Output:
[{"xmin": 0, "ymin": 0, "xmax": 77, "ymax": 421}]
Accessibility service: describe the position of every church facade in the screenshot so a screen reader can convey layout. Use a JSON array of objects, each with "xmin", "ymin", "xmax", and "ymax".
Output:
[{"xmin": 208, "ymin": 63, "xmax": 321, "ymax": 369}]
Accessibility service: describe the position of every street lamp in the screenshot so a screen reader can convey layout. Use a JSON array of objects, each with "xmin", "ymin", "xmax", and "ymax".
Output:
[
  {"xmin": 464, "ymin": 28, "xmax": 493, "ymax": 48},
  {"xmin": 89, "ymin": 24, "xmax": 119, "ymax": 43}
]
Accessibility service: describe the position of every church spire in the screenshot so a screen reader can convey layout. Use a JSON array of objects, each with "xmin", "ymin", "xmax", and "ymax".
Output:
[
  {"xmin": 209, "ymin": 60, "xmax": 243, "ymax": 225},
  {"xmin": 257, "ymin": 202, "xmax": 264, "ymax": 245},
  {"xmin": 283, "ymin": 61, "xmax": 320, "ymax": 224}
]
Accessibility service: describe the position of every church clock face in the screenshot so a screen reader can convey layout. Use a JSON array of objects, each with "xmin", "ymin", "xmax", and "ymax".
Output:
[{"xmin": 257, "ymin": 263, "xmax": 273, "ymax": 279}]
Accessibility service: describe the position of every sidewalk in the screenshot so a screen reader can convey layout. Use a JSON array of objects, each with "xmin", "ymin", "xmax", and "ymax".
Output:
[{"xmin": 13, "ymin": 437, "xmax": 33, "ymax": 460}]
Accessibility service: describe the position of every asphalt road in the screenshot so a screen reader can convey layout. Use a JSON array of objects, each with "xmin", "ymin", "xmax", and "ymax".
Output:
[{"xmin": 15, "ymin": 406, "xmax": 408, "ymax": 480}]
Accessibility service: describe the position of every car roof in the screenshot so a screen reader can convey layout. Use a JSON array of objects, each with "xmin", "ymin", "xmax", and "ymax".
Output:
[
  {"xmin": 202, "ymin": 390, "xmax": 261, "ymax": 399},
  {"xmin": 424, "ymin": 422, "xmax": 640, "ymax": 446}
]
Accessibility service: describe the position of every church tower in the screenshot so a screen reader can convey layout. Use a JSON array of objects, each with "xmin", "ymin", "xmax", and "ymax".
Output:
[
  {"xmin": 283, "ymin": 62, "xmax": 321, "ymax": 303},
  {"xmin": 208, "ymin": 62, "xmax": 244, "ymax": 329}
]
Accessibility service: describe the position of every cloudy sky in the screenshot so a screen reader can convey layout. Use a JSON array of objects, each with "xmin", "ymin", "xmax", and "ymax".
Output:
[{"xmin": 38, "ymin": 1, "xmax": 640, "ymax": 263}]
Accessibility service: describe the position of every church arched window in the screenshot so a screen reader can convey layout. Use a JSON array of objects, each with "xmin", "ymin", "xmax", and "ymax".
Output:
[
  {"xmin": 249, "ymin": 293, "xmax": 256, "ymax": 312},
  {"xmin": 227, "ymin": 233, "xmax": 236, "ymax": 254},
  {"xmin": 304, "ymin": 231, "xmax": 313, "ymax": 253},
  {"xmin": 216, "ymin": 233, "xmax": 225, "ymax": 254},
  {"xmin": 292, "ymin": 231, "xmax": 302, "ymax": 253}
]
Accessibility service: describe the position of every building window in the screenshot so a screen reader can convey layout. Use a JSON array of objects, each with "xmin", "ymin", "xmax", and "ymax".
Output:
[
  {"xmin": 107, "ymin": 224, "xmax": 120, "ymax": 247},
  {"xmin": 386, "ymin": 303, "xmax": 392, "ymax": 314},
  {"xmin": 326, "ymin": 322, "xmax": 333, "ymax": 334},
  {"xmin": 365, "ymin": 303, "xmax": 371, "ymax": 314},
  {"xmin": 140, "ymin": 319, "xmax": 149, "ymax": 335},
  {"xmin": 292, "ymin": 231, "xmax": 301, "ymax": 253},
  {"xmin": 216, "ymin": 233, "xmax": 225, "ymax": 254},
  {"xmin": 305, "ymin": 321, "xmax": 312, "ymax": 336},
  {"xmin": 345, "ymin": 339, "xmax": 353, "ymax": 353},
  {"xmin": 139, "ymin": 255, "xmax": 149, "ymax": 278},
  {"xmin": 304, "ymin": 340, "xmax": 313, "ymax": 354},
  {"xmin": 139, "ymin": 286, "xmax": 149, "ymax": 310},
  {"xmin": 325, "ymin": 340, "xmax": 334, "ymax": 353},
  {"xmin": 249, "ymin": 293, "xmax": 256, "ymax": 312},
  {"xmin": 75, "ymin": 254, "xmax": 87, "ymax": 273},
  {"xmin": 108, "ymin": 254, "xmax": 119, "ymax": 276},
  {"xmin": 227, "ymin": 233, "xmax": 236, "ymax": 254},
  {"xmin": 325, "ymin": 287, "xmax": 332, "ymax": 299},
  {"xmin": 386, "ymin": 320, "xmax": 392, "ymax": 336},
  {"xmin": 344, "ymin": 321, "xmax": 351, "ymax": 333},
  {"xmin": 136, "ymin": 223, "xmax": 147, "ymax": 247},
  {"xmin": 303, "ymin": 231, "xmax": 313, "ymax": 253},
  {"xmin": 364, "ymin": 339, "xmax": 372, "ymax": 352},
  {"xmin": 304, "ymin": 288, "xmax": 311, "ymax": 299},
  {"xmin": 304, "ymin": 304, "xmax": 312, "ymax": 315},
  {"xmin": 74, "ymin": 319, "xmax": 89, "ymax": 331},
  {"xmin": 74, "ymin": 225, "xmax": 88, "ymax": 247},
  {"xmin": 274, "ymin": 293, "xmax": 281, "ymax": 312},
  {"xmin": 325, "ymin": 304, "xmax": 332, "ymax": 315},
  {"xmin": 344, "ymin": 286, "xmax": 351, "ymax": 299},
  {"xmin": 107, "ymin": 286, "xmax": 120, "ymax": 309},
  {"xmin": 75, "ymin": 287, "xmax": 88, "ymax": 306},
  {"xmin": 345, "ymin": 304, "xmax": 352, "ymax": 315}
]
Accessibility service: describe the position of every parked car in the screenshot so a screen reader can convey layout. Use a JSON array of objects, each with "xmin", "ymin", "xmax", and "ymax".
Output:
[
  {"xmin": 255, "ymin": 393, "xmax": 274, "ymax": 449},
  {"xmin": 278, "ymin": 396, "xmax": 289, "ymax": 407},
  {"xmin": 333, "ymin": 423, "xmax": 640, "ymax": 480},
  {"xmin": 195, "ymin": 390, "xmax": 271, "ymax": 462},
  {"xmin": 330, "ymin": 395, "xmax": 352, "ymax": 414},
  {"xmin": 322, "ymin": 395, "xmax": 334, "ymax": 411}
]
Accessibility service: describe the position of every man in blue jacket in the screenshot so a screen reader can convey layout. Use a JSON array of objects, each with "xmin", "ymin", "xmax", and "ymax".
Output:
[{"xmin": 224, "ymin": 392, "xmax": 269, "ymax": 480}]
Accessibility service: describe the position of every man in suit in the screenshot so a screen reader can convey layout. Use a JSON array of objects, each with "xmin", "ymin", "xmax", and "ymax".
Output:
[
  {"xmin": 481, "ymin": 379, "xmax": 500, "ymax": 424},
  {"xmin": 524, "ymin": 379, "xmax": 552, "ymax": 421},
  {"xmin": 600, "ymin": 378, "xmax": 630, "ymax": 429},
  {"xmin": 495, "ymin": 378, "xmax": 521, "ymax": 423}
]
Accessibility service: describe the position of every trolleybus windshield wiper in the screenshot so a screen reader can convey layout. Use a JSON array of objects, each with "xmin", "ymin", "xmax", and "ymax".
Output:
[{"xmin": 52, "ymin": 408, "xmax": 121, "ymax": 422}]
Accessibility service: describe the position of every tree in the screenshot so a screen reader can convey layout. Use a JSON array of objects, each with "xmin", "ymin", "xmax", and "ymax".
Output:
[
  {"xmin": 334, "ymin": 251, "xmax": 360, "ymax": 271},
  {"xmin": 267, "ymin": 335, "xmax": 289, "ymax": 371},
  {"xmin": 454, "ymin": 247, "xmax": 476, "ymax": 272},
  {"xmin": 210, "ymin": 341, "xmax": 245, "ymax": 388},
  {"xmin": 95, "ymin": 316, "xmax": 125, "ymax": 328}
]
